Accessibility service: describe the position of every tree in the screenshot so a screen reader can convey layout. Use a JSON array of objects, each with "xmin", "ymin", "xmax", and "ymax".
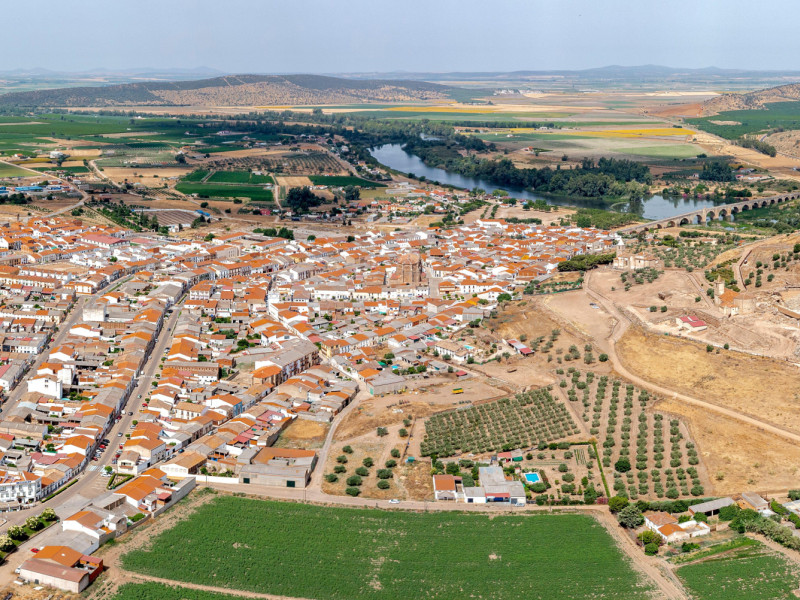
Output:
[
  {"xmin": 362, "ymin": 457, "xmax": 374, "ymax": 468},
  {"xmin": 445, "ymin": 462, "xmax": 460, "ymax": 475},
  {"xmin": 342, "ymin": 445, "xmax": 353, "ymax": 454},
  {"xmin": 497, "ymin": 293, "xmax": 512, "ymax": 303},
  {"xmin": 615, "ymin": 457, "xmax": 632, "ymax": 473},
  {"xmin": 346, "ymin": 475, "xmax": 363, "ymax": 486},
  {"xmin": 346, "ymin": 486, "xmax": 361, "ymax": 497},
  {"xmin": 385, "ymin": 459, "xmax": 397, "ymax": 468},
  {"xmin": 391, "ymin": 448, "xmax": 401, "ymax": 458},
  {"xmin": 377, "ymin": 480, "xmax": 390, "ymax": 490},
  {"xmin": 599, "ymin": 353, "xmax": 609, "ymax": 362},
  {"xmin": 399, "ymin": 428, "xmax": 408, "ymax": 437},
  {"xmin": 41, "ymin": 508, "xmax": 57, "ymax": 522},
  {"xmin": 355, "ymin": 467, "xmax": 369, "ymax": 477},
  {"xmin": 609, "ymin": 496, "xmax": 629, "ymax": 513},
  {"xmin": 617, "ymin": 505, "xmax": 645, "ymax": 528},
  {"xmin": 25, "ymin": 516, "xmax": 43, "ymax": 531},
  {"xmin": 644, "ymin": 542, "xmax": 659, "ymax": 556},
  {"xmin": 325, "ymin": 473, "xmax": 338, "ymax": 483},
  {"xmin": 637, "ymin": 530, "xmax": 662, "ymax": 546},
  {"xmin": 0, "ymin": 535, "xmax": 14, "ymax": 552},
  {"xmin": 377, "ymin": 427, "xmax": 388, "ymax": 437},
  {"xmin": 377, "ymin": 469, "xmax": 393, "ymax": 479},
  {"xmin": 336, "ymin": 455, "xmax": 348, "ymax": 464}
]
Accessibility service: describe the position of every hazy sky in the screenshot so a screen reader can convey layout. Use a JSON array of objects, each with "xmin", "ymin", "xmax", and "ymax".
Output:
[{"xmin": 5, "ymin": 0, "xmax": 800, "ymax": 73}]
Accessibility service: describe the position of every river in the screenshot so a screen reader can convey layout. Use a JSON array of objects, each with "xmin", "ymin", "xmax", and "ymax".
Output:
[{"xmin": 369, "ymin": 143, "xmax": 735, "ymax": 221}]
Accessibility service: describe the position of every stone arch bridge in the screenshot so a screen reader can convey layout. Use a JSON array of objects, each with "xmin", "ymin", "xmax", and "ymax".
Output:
[{"xmin": 618, "ymin": 192, "xmax": 800, "ymax": 234}]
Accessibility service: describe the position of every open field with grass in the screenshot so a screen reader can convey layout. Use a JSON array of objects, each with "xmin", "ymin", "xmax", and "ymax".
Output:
[
  {"xmin": 175, "ymin": 182, "xmax": 274, "ymax": 202},
  {"xmin": 676, "ymin": 541, "xmax": 800, "ymax": 600},
  {"xmin": 120, "ymin": 496, "xmax": 652, "ymax": 600}
]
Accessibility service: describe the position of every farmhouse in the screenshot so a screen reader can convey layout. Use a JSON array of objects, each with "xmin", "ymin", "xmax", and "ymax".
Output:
[
  {"xmin": 676, "ymin": 315, "xmax": 708, "ymax": 332},
  {"xmin": 19, "ymin": 546, "xmax": 103, "ymax": 593}
]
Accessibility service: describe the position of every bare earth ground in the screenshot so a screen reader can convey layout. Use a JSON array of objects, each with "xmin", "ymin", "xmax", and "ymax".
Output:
[
  {"xmin": 275, "ymin": 175, "xmax": 312, "ymax": 187},
  {"xmin": 273, "ymin": 419, "xmax": 330, "ymax": 450},
  {"xmin": 616, "ymin": 327, "xmax": 800, "ymax": 436}
]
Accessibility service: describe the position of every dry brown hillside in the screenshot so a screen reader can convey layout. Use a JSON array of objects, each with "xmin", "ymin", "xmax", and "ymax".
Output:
[{"xmin": 702, "ymin": 82, "xmax": 800, "ymax": 115}]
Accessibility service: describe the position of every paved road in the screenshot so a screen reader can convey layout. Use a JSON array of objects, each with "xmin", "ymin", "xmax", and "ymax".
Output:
[{"xmin": 0, "ymin": 299, "xmax": 185, "ymax": 582}]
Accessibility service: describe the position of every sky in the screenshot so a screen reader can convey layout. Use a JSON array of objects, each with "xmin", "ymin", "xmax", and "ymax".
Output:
[{"xmin": 4, "ymin": 0, "xmax": 800, "ymax": 74}]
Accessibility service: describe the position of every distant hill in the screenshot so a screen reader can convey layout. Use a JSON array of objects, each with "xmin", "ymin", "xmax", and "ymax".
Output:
[
  {"xmin": 0, "ymin": 74, "xmax": 458, "ymax": 107},
  {"xmin": 701, "ymin": 82, "xmax": 800, "ymax": 115}
]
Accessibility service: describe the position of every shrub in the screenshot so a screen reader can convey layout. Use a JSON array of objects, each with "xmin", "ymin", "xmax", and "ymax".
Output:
[
  {"xmin": 615, "ymin": 457, "xmax": 632, "ymax": 473},
  {"xmin": 637, "ymin": 530, "xmax": 661, "ymax": 546},
  {"xmin": 377, "ymin": 427, "xmax": 389, "ymax": 437},
  {"xmin": 644, "ymin": 542, "xmax": 659, "ymax": 556},
  {"xmin": 531, "ymin": 482, "xmax": 547, "ymax": 493},
  {"xmin": 789, "ymin": 489, "xmax": 800, "ymax": 501},
  {"xmin": 25, "ymin": 516, "xmax": 43, "ymax": 531},
  {"xmin": 40, "ymin": 508, "xmax": 57, "ymax": 522},
  {"xmin": 355, "ymin": 467, "xmax": 369, "ymax": 477},
  {"xmin": 342, "ymin": 445, "xmax": 353, "ymax": 454},
  {"xmin": 377, "ymin": 480, "xmax": 390, "ymax": 490},
  {"xmin": 362, "ymin": 457, "xmax": 374, "ymax": 468},
  {"xmin": 0, "ymin": 535, "xmax": 14, "ymax": 552},
  {"xmin": 7, "ymin": 525, "xmax": 26, "ymax": 541},
  {"xmin": 391, "ymin": 448, "xmax": 401, "ymax": 458},
  {"xmin": 558, "ymin": 463, "xmax": 569, "ymax": 473},
  {"xmin": 385, "ymin": 459, "xmax": 397, "ymax": 468},
  {"xmin": 325, "ymin": 473, "xmax": 338, "ymax": 483},
  {"xmin": 399, "ymin": 428, "xmax": 408, "ymax": 437},
  {"xmin": 609, "ymin": 496, "xmax": 630, "ymax": 513},
  {"xmin": 617, "ymin": 505, "xmax": 644, "ymax": 528},
  {"xmin": 345, "ymin": 487, "xmax": 361, "ymax": 496},
  {"xmin": 377, "ymin": 469, "xmax": 393, "ymax": 479},
  {"xmin": 346, "ymin": 475, "xmax": 362, "ymax": 486},
  {"xmin": 333, "ymin": 465, "xmax": 346, "ymax": 474},
  {"xmin": 599, "ymin": 353, "xmax": 609, "ymax": 362}
]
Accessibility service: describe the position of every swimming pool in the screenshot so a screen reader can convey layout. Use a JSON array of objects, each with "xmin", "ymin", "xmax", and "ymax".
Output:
[{"xmin": 523, "ymin": 472, "xmax": 541, "ymax": 485}]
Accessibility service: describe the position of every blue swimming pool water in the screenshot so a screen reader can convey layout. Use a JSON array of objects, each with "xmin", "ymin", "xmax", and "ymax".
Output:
[{"xmin": 523, "ymin": 472, "xmax": 541, "ymax": 484}]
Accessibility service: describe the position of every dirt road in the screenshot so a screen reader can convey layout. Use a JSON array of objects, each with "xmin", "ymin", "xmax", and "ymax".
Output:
[{"xmin": 583, "ymin": 271, "xmax": 800, "ymax": 447}]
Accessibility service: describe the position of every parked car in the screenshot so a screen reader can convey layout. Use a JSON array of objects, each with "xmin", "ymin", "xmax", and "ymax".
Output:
[
  {"xmin": 128, "ymin": 411, "xmax": 134, "ymax": 416},
  {"xmin": 117, "ymin": 432, "xmax": 123, "ymax": 437},
  {"xmin": 31, "ymin": 548, "xmax": 39, "ymax": 553},
  {"xmin": 389, "ymin": 499, "xmax": 400, "ymax": 504}
]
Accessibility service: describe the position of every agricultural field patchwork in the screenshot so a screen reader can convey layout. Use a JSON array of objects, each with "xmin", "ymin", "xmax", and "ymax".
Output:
[
  {"xmin": 420, "ymin": 388, "xmax": 580, "ymax": 457},
  {"xmin": 562, "ymin": 370, "xmax": 705, "ymax": 500},
  {"xmin": 688, "ymin": 101, "xmax": 800, "ymax": 139},
  {"xmin": 121, "ymin": 496, "xmax": 652, "ymax": 600},
  {"xmin": 175, "ymin": 182, "xmax": 274, "ymax": 202},
  {"xmin": 676, "ymin": 541, "xmax": 800, "ymax": 600}
]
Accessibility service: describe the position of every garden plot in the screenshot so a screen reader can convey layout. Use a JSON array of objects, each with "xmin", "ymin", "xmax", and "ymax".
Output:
[
  {"xmin": 420, "ymin": 388, "xmax": 580, "ymax": 458},
  {"xmin": 561, "ymin": 369, "xmax": 705, "ymax": 501}
]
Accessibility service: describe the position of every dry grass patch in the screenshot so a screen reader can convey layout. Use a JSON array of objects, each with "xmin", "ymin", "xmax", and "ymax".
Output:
[
  {"xmin": 617, "ymin": 327, "xmax": 800, "ymax": 435},
  {"xmin": 273, "ymin": 419, "xmax": 330, "ymax": 450}
]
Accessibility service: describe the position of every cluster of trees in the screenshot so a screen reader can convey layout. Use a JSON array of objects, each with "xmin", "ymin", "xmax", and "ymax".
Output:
[
  {"xmin": 285, "ymin": 187, "xmax": 323, "ymax": 215},
  {"xmin": 253, "ymin": 226, "xmax": 294, "ymax": 239},
  {"xmin": 557, "ymin": 252, "xmax": 616, "ymax": 272},
  {"xmin": 401, "ymin": 147, "xmax": 653, "ymax": 199},
  {"xmin": 700, "ymin": 161, "xmax": 735, "ymax": 182},
  {"xmin": 738, "ymin": 136, "xmax": 777, "ymax": 157},
  {"xmin": 0, "ymin": 192, "xmax": 30, "ymax": 206}
]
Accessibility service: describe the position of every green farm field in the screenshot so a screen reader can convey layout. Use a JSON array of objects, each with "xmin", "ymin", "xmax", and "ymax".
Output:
[
  {"xmin": 688, "ymin": 101, "xmax": 800, "ymax": 139},
  {"xmin": 109, "ymin": 584, "xmax": 243, "ymax": 600},
  {"xmin": 174, "ymin": 182, "xmax": 274, "ymax": 202},
  {"xmin": 120, "ymin": 496, "xmax": 652, "ymax": 600},
  {"xmin": 0, "ymin": 162, "xmax": 34, "ymax": 177},
  {"xmin": 309, "ymin": 175, "xmax": 386, "ymax": 188},
  {"xmin": 676, "ymin": 541, "xmax": 800, "ymax": 600},
  {"xmin": 206, "ymin": 170, "xmax": 274, "ymax": 184},
  {"xmin": 616, "ymin": 144, "xmax": 702, "ymax": 159}
]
